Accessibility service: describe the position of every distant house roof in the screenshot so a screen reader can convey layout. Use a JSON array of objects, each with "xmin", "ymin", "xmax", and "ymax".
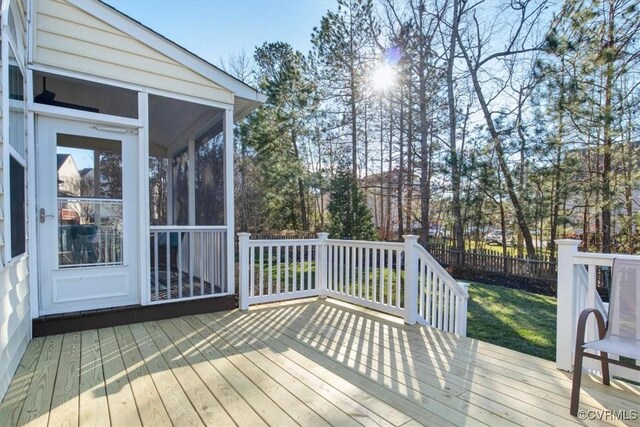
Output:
[
  {"xmin": 79, "ymin": 168, "xmax": 93, "ymax": 178},
  {"xmin": 57, "ymin": 154, "xmax": 71, "ymax": 170}
]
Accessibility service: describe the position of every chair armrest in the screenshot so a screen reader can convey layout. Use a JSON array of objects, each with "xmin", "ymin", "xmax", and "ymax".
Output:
[{"xmin": 575, "ymin": 308, "xmax": 607, "ymax": 348}]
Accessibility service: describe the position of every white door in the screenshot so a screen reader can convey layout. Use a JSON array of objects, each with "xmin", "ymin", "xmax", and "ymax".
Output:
[{"xmin": 37, "ymin": 117, "xmax": 139, "ymax": 315}]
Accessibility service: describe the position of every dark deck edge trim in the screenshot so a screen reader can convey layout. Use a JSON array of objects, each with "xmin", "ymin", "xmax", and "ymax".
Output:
[{"xmin": 32, "ymin": 295, "xmax": 236, "ymax": 337}]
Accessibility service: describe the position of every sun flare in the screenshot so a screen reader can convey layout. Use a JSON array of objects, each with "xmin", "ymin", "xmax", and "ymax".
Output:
[{"xmin": 370, "ymin": 63, "xmax": 396, "ymax": 92}]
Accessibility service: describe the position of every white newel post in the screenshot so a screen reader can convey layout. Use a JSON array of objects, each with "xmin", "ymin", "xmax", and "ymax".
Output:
[
  {"xmin": 556, "ymin": 239, "xmax": 581, "ymax": 371},
  {"xmin": 238, "ymin": 233, "xmax": 251, "ymax": 310},
  {"xmin": 456, "ymin": 282, "xmax": 469, "ymax": 336},
  {"xmin": 316, "ymin": 233, "xmax": 329, "ymax": 299},
  {"xmin": 403, "ymin": 235, "xmax": 419, "ymax": 325}
]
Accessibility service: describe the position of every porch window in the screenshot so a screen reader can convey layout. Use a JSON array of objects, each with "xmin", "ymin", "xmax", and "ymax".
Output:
[
  {"xmin": 196, "ymin": 133, "xmax": 224, "ymax": 225},
  {"xmin": 56, "ymin": 136, "xmax": 124, "ymax": 267},
  {"xmin": 7, "ymin": 47, "xmax": 27, "ymax": 260},
  {"xmin": 32, "ymin": 71, "xmax": 138, "ymax": 118},
  {"xmin": 9, "ymin": 157, "xmax": 26, "ymax": 258}
]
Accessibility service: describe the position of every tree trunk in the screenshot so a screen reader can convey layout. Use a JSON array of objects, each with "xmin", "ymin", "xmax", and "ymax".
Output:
[
  {"xmin": 397, "ymin": 87, "xmax": 405, "ymax": 237},
  {"xmin": 600, "ymin": 0, "xmax": 615, "ymax": 253},
  {"xmin": 447, "ymin": 0, "xmax": 464, "ymax": 261},
  {"xmin": 458, "ymin": 37, "xmax": 537, "ymax": 258}
]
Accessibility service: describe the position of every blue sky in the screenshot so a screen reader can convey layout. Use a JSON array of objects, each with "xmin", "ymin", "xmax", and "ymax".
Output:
[{"xmin": 104, "ymin": 0, "xmax": 337, "ymax": 66}]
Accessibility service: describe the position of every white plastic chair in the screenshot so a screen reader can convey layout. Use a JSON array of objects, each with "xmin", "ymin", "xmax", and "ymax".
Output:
[{"xmin": 570, "ymin": 258, "xmax": 640, "ymax": 415}]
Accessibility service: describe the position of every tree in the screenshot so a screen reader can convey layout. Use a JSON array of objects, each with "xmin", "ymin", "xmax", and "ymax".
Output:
[
  {"xmin": 312, "ymin": 0, "xmax": 378, "ymax": 180},
  {"xmin": 328, "ymin": 168, "xmax": 377, "ymax": 240},
  {"xmin": 456, "ymin": 0, "xmax": 548, "ymax": 259},
  {"xmin": 550, "ymin": 0, "xmax": 640, "ymax": 252},
  {"xmin": 243, "ymin": 42, "xmax": 318, "ymax": 231}
]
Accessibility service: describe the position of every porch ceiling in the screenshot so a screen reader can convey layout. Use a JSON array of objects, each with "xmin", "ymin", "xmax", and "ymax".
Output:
[
  {"xmin": 148, "ymin": 94, "xmax": 222, "ymax": 157},
  {"xmin": 1, "ymin": 299, "xmax": 638, "ymax": 426}
]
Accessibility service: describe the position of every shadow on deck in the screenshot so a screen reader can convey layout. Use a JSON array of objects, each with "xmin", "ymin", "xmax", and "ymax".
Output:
[{"xmin": 1, "ymin": 299, "xmax": 639, "ymax": 426}]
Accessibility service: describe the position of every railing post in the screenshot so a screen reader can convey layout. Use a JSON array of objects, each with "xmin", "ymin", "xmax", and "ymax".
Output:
[
  {"xmin": 238, "ymin": 233, "xmax": 251, "ymax": 310},
  {"xmin": 316, "ymin": 233, "xmax": 329, "ymax": 299},
  {"xmin": 456, "ymin": 282, "xmax": 469, "ymax": 336},
  {"xmin": 556, "ymin": 239, "xmax": 581, "ymax": 371},
  {"xmin": 403, "ymin": 235, "xmax": 419, "ymax": 325}
]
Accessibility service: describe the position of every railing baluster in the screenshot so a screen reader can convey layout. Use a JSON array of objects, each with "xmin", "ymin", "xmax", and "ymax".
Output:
[
  {"xmin": 427, "ymin": 266, "xmax": 434, "ymax": 325},
  {"xmin": 259, "ymin": 244, "xmax": 265, "ymax": 297},
  {"xmin": 178, "ymin": 231, "xmax": 183, "ymax": 299},
  {"xmin": 372, "ymin": 248, "xmax": 378, "ymax": 303},
  {"xmin": 166, "ymin": 231, "xmax": 171, "ymax": 300},
  {"xmin": 298, "ymin": 245, "xmax": 305, "ymax": 291},
  {"xmin": 292, "ymin": 245, "xmax": 297, "ymax": 293},
  {"xmin": 308, "ymin": 244, "xmax": 313, "ymax": 291},
  {"xmin": 396, "ymin": 249, "xmax": 401, "ymax": 308},
  {"xmin": 249, "ymin": 243, "xmax": 255, "ymax": 297},
  {"xmin": 276, "ymin": 245, "xmax": 281, "ymax": 294},
  {"xmin": 387, "ymin": 249, "xmax": 392, "ymax": 306},
  {"xmin": 268, "ymin": 245, "xmax": 273, "ymax": 296},
  {"xmin": 284, "ymin": 245, "xmax": 290, "ymax": 293},
  {"xmin": 154, "ymin": 232, "xmax": 159, "ymax": 302},
  {"xmin": 357, "ymin": 247, "xmax": 362, "ymax": 299},
  {"xmin": 443, "ymin": 287, "xmax": 450, "ymax": 331},
  {"xmin": 331, "ymin": 245, "xmax": 340, "ymax": 292},
  {"xmin": 200, "ymin": 232, "xmax": 205, "ymax": 296},
  {"xmin": 419, "ymin": 261, "xmax": 425, "ymax": 318},
  {"xmin": 351, "ymin": 246, "xmax": 356, "ymax": 297},
  {"xmin": 364, "ymin": 247, "xmax": 370, "ymax": 300},
  {"xmin": 189, "ymin": 232, "xmax": 194, "ymax": 297}
]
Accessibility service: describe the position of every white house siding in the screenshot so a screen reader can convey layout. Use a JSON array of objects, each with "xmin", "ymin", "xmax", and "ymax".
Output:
[
  {"xmin": 0, "ymin": 258, "xmax": 30, "ymax": 402},
  {"xmin": 34, "ymin": 0, "xmax": 234, "ymax": 105}
]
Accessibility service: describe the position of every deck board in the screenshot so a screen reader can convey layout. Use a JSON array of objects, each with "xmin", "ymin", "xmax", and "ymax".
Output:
[{"xmin": 1, "ymin": 298, "xmax": 639, "ymax": 426}]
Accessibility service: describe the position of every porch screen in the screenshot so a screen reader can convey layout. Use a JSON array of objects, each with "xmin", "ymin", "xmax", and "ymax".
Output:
[{"xmin": 57, "ymin": 135, "xmax": 124, "ymax": 267}]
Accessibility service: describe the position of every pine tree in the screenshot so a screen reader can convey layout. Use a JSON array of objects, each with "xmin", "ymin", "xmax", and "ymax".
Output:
[{"xmin": 328, "ymin": 168, "xmax": 377, "ymax": 240}]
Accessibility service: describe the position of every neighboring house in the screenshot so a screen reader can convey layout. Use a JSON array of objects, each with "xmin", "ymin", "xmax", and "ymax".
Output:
[
  {"xmin": 56, "ymin": 153, "xmax": 80, "ymax": 196},
  {"xmin": 0, "ymin": 0, "xmax": 266, "ymax": 402}
]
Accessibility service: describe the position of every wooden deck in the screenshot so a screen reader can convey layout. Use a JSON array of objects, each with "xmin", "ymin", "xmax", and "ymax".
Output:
[{"xmin": 1, "ymin": 299, "xmax": 639, "ymax": 426}]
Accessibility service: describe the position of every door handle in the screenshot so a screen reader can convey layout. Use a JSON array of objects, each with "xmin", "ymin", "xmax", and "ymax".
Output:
[{"xmin": 39, "ymin": 208, "xmax": 54, "ymax": 223}]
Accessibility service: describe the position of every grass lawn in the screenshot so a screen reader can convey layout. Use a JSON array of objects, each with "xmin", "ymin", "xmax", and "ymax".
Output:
[{"xmin": 466, "ymin": 281, "xmax": 557, "ymax": 361}]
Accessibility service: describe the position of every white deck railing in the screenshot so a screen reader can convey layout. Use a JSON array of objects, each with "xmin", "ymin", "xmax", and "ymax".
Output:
[
  {"xmin": 238, "ymin": 233, "xmax": 469, "ymax": 335},
  {"xmin": 149, "ymin": 226, "xmax": 228, "ymax": 304},
  {"xmin": 556, "ymin": 240, "xmax": 639, "ymax": 382}
]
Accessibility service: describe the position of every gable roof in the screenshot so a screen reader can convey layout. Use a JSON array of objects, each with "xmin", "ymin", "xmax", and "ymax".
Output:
[
  {"xmin": 57, "ymin": 153, "xmax": 71, "ymax": 170},
  {"xmin": 65, "ymin": 0, "xmax": 266, "ymax": 116}
]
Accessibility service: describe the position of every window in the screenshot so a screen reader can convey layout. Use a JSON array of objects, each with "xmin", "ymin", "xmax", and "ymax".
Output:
[
  {"xmin": 10, "ymin": 157, "xmax": 26, "ymax": 258},
  {"xmin": 7, "ymin": 46, "xmax": 27, "ymax": 260}
]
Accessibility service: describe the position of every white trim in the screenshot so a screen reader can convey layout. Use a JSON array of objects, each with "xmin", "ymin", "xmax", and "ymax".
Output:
[
  {"xmin": 52, "ymin": 273, "xmax": 129, "ymax": 303},
  {"xmin": 28, "ymin": 64, "xmax": 236, "ymax": 111},
  {"xmin": 2, "ymin": 31, "xmax": 12, "ymax": 265},
  {"xmin": 138, "ymin": 92, "xmax": 150, "ymax": 306},
  {"xmin": 188, "ymin": 139, "xmax": 196, "ymax": 226},
  {"xmin": 166, "ymin": 153, "xmax": 174, "ymax": 225},
  {"xmin": 29, "ymin": 103, "xmax": 141, "ymax": 129},
  {"xmin": 27, "ymin": 0, "xmax": 35, "ymax": 64},
  {"xmin": 145, "ymin": 292, "xmax": 234, "ymax": 306},
  {"xmin": 66, "ymin": 0, "xmax": 266, "ymax": 104},
  {"xmin": 224, "ymin": 108, "xmax": 235, "ymax": 294},
  {"xmin": 8, "ymin": 146, "xmax": 26, "ymax": 167},
  {"xmin": 27, "ymin": 68, "xmax": 39, "ymax": 321},
  {"xmin": 150, "ymin": 225, "xmax": 228, "ymax": 231}
]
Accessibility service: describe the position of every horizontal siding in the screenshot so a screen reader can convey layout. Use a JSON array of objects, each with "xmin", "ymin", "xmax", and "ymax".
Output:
[
  {"xmin": 34, "ymin": 0, "xmax": 234, "ymax": 104},
  {"xmin": 0, "ymin": 258, "xmax": 30, "ymax": 404}
]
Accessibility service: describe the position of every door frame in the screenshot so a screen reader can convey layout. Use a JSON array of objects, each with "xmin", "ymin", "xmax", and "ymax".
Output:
[{"xmin": 34, "ymin": 111, "xmax": 145, "ymax": 316}]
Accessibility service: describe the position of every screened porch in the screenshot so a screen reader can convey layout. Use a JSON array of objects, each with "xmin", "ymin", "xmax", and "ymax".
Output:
[{"xmin": 146, "ymin": 94, "xmax": 231, "ymax": 304}]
